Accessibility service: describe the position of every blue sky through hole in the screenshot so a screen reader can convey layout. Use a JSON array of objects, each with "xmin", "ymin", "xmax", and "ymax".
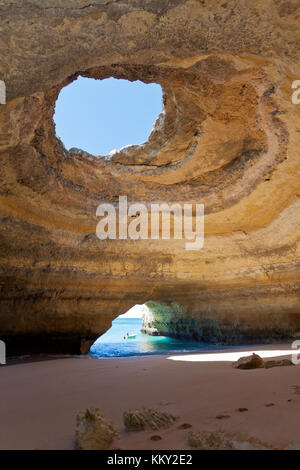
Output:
[{"xmin": 54, "ymin": 76, "xmax": 162, "ymax": 156}]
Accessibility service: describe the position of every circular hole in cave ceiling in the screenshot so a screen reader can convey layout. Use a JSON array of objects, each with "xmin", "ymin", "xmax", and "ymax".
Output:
[{"xmin": 54, "ymin": 76, "xmax": 162, "ymax": 157}]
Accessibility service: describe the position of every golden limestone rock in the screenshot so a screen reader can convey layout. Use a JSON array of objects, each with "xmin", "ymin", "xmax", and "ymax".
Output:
[
  {"xmin": 233, "ymin": 353, "xmax": 264, "ymax": 369},
  {"xmin": 0, "ymin": 1, "xmax": 300, "ymax": 353},
  {"xmin": 187, "ymin": 430, "xmax": 275, "ymax": 450},
  {"xmin": 123, "ymin": 408, "xmax": 177, "ymax": 431},
  {"xmin": 75, "ymin": 408, "xmax": 119, "ymax": 450}
]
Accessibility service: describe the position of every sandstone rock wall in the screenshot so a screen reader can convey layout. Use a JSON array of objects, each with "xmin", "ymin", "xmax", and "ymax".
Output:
[{"xmin": 0, "ymin": 0, "xmax": 300, "ymax": 353}]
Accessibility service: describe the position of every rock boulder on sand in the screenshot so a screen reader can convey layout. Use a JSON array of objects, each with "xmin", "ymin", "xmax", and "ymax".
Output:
[
  {"xmin": 233, "ymin": 353, "xmax": 264, "ymax": 369},
  {"xmin": 187, "ymin": 431, "xmax": 226, "ymax": 450},
  {"xmin": 187, "ymin": 430, "xmax": 274, "ymax": 450},
  {"xmin": 75, "ymin": 408, "xmax": 119, "ymax": 450},
  {"xmin": 264, "ymin": 359, "xmax": 294, "ymax": 368},
  {"xmin": 123, "ymin": 408, "xmax": 177, "ymax": 431}
]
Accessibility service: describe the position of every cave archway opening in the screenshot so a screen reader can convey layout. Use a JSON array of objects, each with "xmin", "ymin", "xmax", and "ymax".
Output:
[
  {"xmin": 89, "ymin": 304, "xmax": 157, "ymax": 358},
  {"xmin": 88, "ymin": 303, "xmax": 216, "ymax": 359},
  {"xmin": 53, "ymin": 76, "xmax": 162, "ymax": 157}
]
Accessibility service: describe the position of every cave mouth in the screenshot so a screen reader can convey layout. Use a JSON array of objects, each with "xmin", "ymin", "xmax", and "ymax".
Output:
[
  {"xmin": 53, "ymin": 76, "xmax": 162, "ymax": 157},
  {"xmin": 89, "ymin": 304, "xmax": 217, "ymax": 359},
  {"xmin": 89, "ymin": 304, "xmax": 154, "ymax": 358}
]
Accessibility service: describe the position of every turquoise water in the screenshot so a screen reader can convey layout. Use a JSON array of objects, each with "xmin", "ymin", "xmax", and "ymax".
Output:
[{"xmin": 89, "ymin": 318, "xmax": 217, "ymax": 358}]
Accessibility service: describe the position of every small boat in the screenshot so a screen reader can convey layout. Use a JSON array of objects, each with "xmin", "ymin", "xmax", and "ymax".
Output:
[{"xmin": 124, "ymin": 333, "xmax": 137, "ymax": 340}]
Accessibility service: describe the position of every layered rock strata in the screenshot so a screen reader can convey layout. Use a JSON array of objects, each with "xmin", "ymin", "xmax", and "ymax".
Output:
[{"xmin": 0, "ymin": 0, "xmax": 300, "ymax": 353}]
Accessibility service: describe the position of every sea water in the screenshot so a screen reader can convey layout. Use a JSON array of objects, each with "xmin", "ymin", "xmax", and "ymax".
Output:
[{"xmin": 89, "ymin": 317, "xmax": 218, "ymax": 358}]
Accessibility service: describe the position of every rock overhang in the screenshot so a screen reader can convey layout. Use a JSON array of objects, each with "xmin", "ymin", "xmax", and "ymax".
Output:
[{"xmin": 0, "ymin": 0, "xmax": 300, "ymax": 354}]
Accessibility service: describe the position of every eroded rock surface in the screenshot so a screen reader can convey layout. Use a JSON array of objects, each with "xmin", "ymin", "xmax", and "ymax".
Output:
[
  {"xmin": 75, "ymin": 408, "xmax": 119, "ymax": 450},
  {"xmin": 233, "ymin": 353, "xmax": 264, "ymax": 369},
  {"xmin": 0, "ymin": 0, "xmax": 300, "ymax": 353},
  {"xmin": 123, "ymin": 408, "xmax": 177, "ymax": 431}
]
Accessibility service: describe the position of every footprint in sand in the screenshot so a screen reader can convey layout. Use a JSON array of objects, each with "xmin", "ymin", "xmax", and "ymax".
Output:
[
  {"xmin": 216, "ymin": 414, "xmax": 231, "ymax": 420},
  {"xmin": 178, "ymin": 423, "xmax": 192, "ymax": 430},
  {"xmin": 236, "ymin": 408, "xmax": 248, "ymax": 413},
  {"xmin": 265, "ymin": 403, "xmax": 275, "ymax": 407},
  {"xmin": 150, "ymin": 435, "xmax": 162, "ymax": 441}
]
